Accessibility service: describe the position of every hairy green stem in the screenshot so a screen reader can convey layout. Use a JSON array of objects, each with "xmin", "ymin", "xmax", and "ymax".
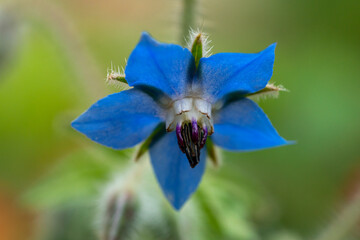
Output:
[
  {"xmin": 180, "ymin": 0, "xmax": 196, "ymax": 45},
  {"xmin": 314, "ymin": 189, "xmax": 360, "ymax": 240}
]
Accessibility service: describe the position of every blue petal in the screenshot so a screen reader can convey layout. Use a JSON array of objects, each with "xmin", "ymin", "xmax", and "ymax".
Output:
[
  {"xmin": 125, "ymin": 32, "xmax": 195, "ymax": 99},
  {"xmin": 149, "ymin": 131, "xmax": 206, "ymax": 210},
  {"xmin": 212, "ymin": 98, "xmax": 290, "ymax": 151},
  {"xmin": 197, "ymin": 43, "xmax": 276, "ymax": 103},
  {"xmin": 72, "ymin": 89, "xmax": 164, "ymax": 149}
]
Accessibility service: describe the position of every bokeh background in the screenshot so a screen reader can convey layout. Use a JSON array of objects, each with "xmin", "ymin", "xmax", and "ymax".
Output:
[{"xmin": 1, "ymin": 0, "xmax": 360, "ymax": 239}]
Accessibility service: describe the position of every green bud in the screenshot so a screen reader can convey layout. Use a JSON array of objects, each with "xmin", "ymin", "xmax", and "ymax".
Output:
[
  {"xmin": 187, "ymin": 29, "xmax": 212, "ymax": 69},
  {"xmin": 191, "ymin": 33, "xmax": 203, "ymax": 68},
  {"xmin": 101, "ymin": 190, "xmax": 137, "ymax": 240}
]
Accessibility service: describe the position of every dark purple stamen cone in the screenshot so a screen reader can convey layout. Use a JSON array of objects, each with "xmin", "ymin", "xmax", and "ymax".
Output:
[
  {"xmin": 191, "ymin": 119, "xmax": 199, "ymax": 143},
  {"xmin": 176, "ymin": 121, "xmax": 208, "ymax": 168}
]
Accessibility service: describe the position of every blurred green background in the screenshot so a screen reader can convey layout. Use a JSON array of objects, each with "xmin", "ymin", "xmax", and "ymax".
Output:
[{"xmin": 0, "ymin": 0, "xmax": 360, "ymax": 239}]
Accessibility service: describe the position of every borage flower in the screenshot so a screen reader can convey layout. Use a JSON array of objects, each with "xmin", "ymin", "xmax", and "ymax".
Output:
[{"xmin": 72, "ymin": 31, "xmax": 291, "ymax": 210}]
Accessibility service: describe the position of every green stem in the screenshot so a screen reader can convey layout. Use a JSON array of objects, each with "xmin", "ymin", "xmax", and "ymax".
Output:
[
  {"xmin": 314, "ymin": 189, "xmax": 360, "ymax": 240},
  {"xmin": 180, "ymin": 0, "xmax": 196, "ymax": 45}
]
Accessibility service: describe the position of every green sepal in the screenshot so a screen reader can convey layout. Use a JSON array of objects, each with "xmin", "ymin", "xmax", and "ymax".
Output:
[
  {"xmin": 107, "ymin": 67, "xmax": 128, "ymax": 85},
  {"xmin": 133, "ymin": 123, "xmax": 165, "ymax": 162},
  {"xmin": 206, "ymin": 138, "xmax": 221, "ymax": 168},
  {"xmin": 246, "ymin": 83, "xmax": 287, "ymax": 100},
  {"xmin": 111, "ymin": 74, "xmax": 128, "ymax": 84},
  {"xmin": 191, "ymin": 33, "xmax": 203, "ymax": 69}
]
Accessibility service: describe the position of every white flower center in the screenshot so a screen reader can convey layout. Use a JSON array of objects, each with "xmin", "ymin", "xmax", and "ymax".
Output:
[{"xmin": 166, "ymin": 97, "xmax": 214, "ymax": 135}]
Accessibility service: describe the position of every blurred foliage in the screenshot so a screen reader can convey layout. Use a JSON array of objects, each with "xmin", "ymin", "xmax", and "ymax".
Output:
[
  {"xmin": 0, "ymin": 7, "xmax": 20, "ymax": 76},
  {"xmin": 0, "ymin": 0, "xmax": 360, "ymax": 240},
  {"xmin": 24, "ymin": 145, "xmax": 299, "ymax": 240}
]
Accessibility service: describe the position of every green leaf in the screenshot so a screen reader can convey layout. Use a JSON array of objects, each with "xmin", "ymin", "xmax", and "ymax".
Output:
[{"xmin": 101, "ymin": 191, "xmax": 138, "ymax": 240}]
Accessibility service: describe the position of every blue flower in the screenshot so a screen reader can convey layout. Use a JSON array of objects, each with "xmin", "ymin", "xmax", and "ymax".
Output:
[{"xmin": 72, "ymin": 32, "xmax": 291, "ymax": 210}]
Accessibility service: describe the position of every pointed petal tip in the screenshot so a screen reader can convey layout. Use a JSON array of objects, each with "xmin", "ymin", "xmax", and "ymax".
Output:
[
  {"xmin": 265, "ymin": 136, "xmax": 295, "ymax": 148},
  {"xmin": 70, "ymin": 118, "xmax": 76, "ymax": 128},
  {"xmin": 263, "ymin": 138, "xmax": 295, "ymax": 149},
  {"xmin": 138, "ymin": 32, "xmax": 157, "ymax": 46},
  {"xmin": 166, "ymin": 186, "xmax": 195, "ymax": 210},
  {"xmin": 140, "ymin": 31, "xmax": 151, "ymax": 39},
  {"xmin": 70, "ymin": 116, "xmax": 81, "ymax": 131},
  {"xmin": 285, "ymin": 140, "xmax": 297, "ymax": 146},
  {"xmin": 160, "ymin": 171, "xmax": 201, "ymax": 211},
  {"xmin": 257, "ymin": 43, "xmax": 276, "ymax": 57},
  {"xmin": 163, "ymin": 178, "xmax": 198, "ymax": 211},
  {"xmin": 172, "ymin": 203, "xmax": 184, "ymax": 211},
  {"xmin": 168, "ymin": 196, "xmax": 185, "ymax": 211},
  {"xmin": 140, "ymin": 32, "xmax": 158, "ymax": 45},
  {"xmin": 265, "ymin": 42, "xmax": 277, "ymax": 54}
]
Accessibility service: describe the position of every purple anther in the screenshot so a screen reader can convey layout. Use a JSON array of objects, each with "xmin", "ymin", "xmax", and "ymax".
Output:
[
  {"xmin": 200, "ymin": 125, "xmax": 208, "ymax": 149},
  {"xmin": 176, "ymin": 123, "xmax": 185, "ymax": 153},
  {"xmin": 191, "ymin": 118, "xmax": 199, "ymax": 143}
]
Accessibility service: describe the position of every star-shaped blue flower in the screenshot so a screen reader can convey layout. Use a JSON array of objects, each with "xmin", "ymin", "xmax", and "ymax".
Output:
[{"xmin": 72, "ymin": 32, "xmax": 290, "ymax": 210}]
